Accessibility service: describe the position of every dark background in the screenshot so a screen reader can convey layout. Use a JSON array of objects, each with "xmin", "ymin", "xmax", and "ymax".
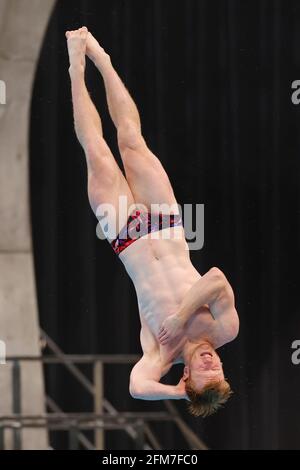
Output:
[{"xmin": 30, "ymin": 0, "xmax": 300, "ymax": 450}]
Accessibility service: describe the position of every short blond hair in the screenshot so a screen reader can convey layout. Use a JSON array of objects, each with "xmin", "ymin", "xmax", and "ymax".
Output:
[{"xmin": 185, "ymin": 378, "xmax": 233, "ymax": 417}]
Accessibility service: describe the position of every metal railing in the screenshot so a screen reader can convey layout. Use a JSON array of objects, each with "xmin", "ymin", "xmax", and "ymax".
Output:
[{"xmin": 0, "ymin": 330, "xmax": 208, "ymax": 450}]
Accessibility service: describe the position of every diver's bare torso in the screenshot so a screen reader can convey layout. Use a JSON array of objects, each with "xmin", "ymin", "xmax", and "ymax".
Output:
[{"xmin": 119, "ymin": 225, "xmax": 227, "ymax": 370}]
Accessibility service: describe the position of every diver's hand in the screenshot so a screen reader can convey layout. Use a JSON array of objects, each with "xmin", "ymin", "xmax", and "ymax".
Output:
[
  {"xmin": 175, "ymin": 377, "xmax": 188, "ymax": 400},
  {"xmin": 158, "ymin": 314, "xmax": 185, "ymax": 345}
]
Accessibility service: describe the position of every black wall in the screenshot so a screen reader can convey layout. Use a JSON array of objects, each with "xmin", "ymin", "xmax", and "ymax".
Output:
[{"xmin": 30, "ymin": 0, "xmax": 300, "ymax": 449}]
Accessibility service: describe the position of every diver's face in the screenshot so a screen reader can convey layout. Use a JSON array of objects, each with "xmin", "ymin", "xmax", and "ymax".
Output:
[{"xmin": 187, "ymin": 343, "xmax": 224, "ymax": 390}]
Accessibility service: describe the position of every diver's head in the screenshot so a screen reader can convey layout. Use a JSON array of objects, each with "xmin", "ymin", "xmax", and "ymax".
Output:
[{"xmin": 183, "ymin": 342, "xmax": 232, "ymax": 417}]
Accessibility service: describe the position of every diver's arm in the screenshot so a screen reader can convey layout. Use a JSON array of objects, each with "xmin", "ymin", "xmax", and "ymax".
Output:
[
  {"xmin": 159, "ymin": 267, "xmax": 239, "ymax": 345},
  {"xmin": 129, "ymin": 355, "xmax": 186, "ymax": 400}
]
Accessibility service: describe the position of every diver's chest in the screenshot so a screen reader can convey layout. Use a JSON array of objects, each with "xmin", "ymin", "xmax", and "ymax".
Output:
[{"xmin": 186, "ymin": 308, "xmax": 217, "ymax": 340}]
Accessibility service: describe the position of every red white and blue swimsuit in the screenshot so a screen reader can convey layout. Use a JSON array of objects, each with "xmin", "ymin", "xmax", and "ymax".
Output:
[{"xmin": 111, "ymin": 210, "xmax": 183, "ymax": 256}]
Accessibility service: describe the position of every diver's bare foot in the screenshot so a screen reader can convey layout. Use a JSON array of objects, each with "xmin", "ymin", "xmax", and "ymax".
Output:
[
  {"xmin": 86, "ymin": 32, "xmax": 111, "ymax": 71},
  {"xmin": 66, "ymin": 27, "xmax": 88, "ymax": 75}
]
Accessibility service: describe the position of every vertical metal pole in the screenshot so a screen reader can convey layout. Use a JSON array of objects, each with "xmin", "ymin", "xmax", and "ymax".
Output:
[
  {"xmin": 93, "ymin": 360, "xmax": 104, "ymax": 449},
  {"xmin": 135, "ymin": 421, "xmax": 145, "ymax": 450},
  {"xmin": 69, "ymin": 422, "xmax": 79, "ymax": 450},
  {"xmin": 12, "ymin": 360, "xmax": 22, "ymax": 450}
]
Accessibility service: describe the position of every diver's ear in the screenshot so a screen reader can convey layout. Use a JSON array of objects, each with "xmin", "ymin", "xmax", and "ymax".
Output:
[{"xmin": 182, "ymin": 366, "xmax": 189, "ymax": 380}]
